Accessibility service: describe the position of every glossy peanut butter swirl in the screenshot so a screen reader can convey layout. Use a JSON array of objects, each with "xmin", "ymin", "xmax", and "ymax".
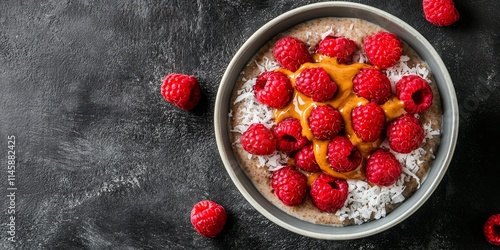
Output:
[{"xmin": 274, "ymin": 54, "xmax": 405, "ymax": 180}]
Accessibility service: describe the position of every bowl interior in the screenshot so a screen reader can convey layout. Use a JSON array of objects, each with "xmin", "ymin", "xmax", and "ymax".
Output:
[{"xmin": 214, "ymin": 2, "xmax": 458, "ymax": 240}]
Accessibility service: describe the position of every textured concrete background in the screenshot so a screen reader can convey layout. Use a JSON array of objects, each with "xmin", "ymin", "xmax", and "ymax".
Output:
[{"xmin": 0, "ymin": 0, "xmax": 499, "ymax": 249}]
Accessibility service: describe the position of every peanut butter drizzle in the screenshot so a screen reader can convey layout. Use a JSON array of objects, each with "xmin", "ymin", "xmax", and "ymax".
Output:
[{"xmin": 274, "ymin": 54, "xmax": 405, "ymax": 181}]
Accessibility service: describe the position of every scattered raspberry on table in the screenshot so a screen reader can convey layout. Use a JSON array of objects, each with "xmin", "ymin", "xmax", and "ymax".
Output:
[
  {"xmin": 423, "ymin": 0, "xmax": 460, "ymax": 27},
  {"xmin": 190, "ymin": 200, "xmax": 227, "ymax": 238},
  {"xmin": 484, "ymin": 214, "xmax": 500, "ymax": 246},
  {"xmin": 161, "ymin": 73, "xmax": 201, "ymax": 110}
]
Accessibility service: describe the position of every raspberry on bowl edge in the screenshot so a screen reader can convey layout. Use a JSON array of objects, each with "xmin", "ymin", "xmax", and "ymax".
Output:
[{"xmin": 190, "ymin": 200, "xmax": 227, "ymax": 238}]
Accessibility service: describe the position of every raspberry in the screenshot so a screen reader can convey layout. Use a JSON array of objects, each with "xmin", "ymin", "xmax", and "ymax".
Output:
[
  {"xmin": 353, "ymin": 68, "xmax": 392, "ymax": 104},
  {"xmin": 316, "ymin": 35, "xmax": 358, "ymax": 63},
  {"xmin": 273, "ymin": 118, "xmax": 309, "ymax": 153},
  {"xmin": 351, "ymin": 102, "xmax": 386, "ymax": 142},
  {"xmin": 396, "ymin": 75, "xmax": 433, "ymax": 114},
  {"xmin": 161, "ymin": 73, "xmax": 201, "ymax": 110},
  {"xmin": 254, "ymin": 71, "xmax": 293, "ymax": 109},
  {"xmin": 366, "ymin": 149, "xmax": 402, "ymax": 186},
  {"xmin": 387, "ymin": 114, "xmax": 425, "ymax": 153},
  {"xmin": 423, "ymin": 0, "xmax": 460, "ymax": 27},
  {"xmin": 273, "ymin": 36, "xmax": 312, "ymax": 72},
  {"xmin": 308, "ymin": 105, "xmax": 343, "ymax": 140},
  {"xmin": 327, "ymin": 136, "xmax": 362, "ymax": 172},
  {"xmin": 271, "ymin": 166, "xmax": 308, "ymax": 206},
  {"xmin": 241, "ymin": 123, "xmax": 276, "ymax": 155},
  {"xmin": 310, "ymin": 173, "xmax": 349, "ymax": 212},
  {"xmin": 363, "ymin": 32, "xmax": 402, "ymax": 69},
  {"xmin": 190, "ymin": 200, "xmax": 227, "ymax": 238},
  {"xmin": 295, "ymin": 144, "xmax": 320, "ymax": 172},
  {"xmin": 484, "ymin": 214, "xmax": 500, "ymax": 246},
  {"xmin": 295, "ymin": 67, "xmax": 337, "ymax": 102}
]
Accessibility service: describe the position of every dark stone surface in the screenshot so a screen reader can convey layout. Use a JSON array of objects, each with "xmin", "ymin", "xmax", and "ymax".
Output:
[{"xmin": 1, "ymin": 0, "xmax": 499, "ymax": 249}]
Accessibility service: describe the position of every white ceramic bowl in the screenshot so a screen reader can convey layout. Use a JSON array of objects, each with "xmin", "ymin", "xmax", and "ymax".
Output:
[{"xmin": 214, "ymin": 1, "xmax": 459, "ymax": 240}]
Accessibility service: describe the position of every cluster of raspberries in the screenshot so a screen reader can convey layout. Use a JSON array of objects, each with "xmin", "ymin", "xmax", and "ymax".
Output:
[{"xmin": 240, "ymin": 32, "xmax": 434, "ymax": 213}]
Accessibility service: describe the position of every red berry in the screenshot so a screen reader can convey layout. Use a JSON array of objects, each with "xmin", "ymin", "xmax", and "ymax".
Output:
[
  {"xmin": 423, "ymin": 0, "xmax": 460, "ymax": 27},
  {"xmin": 273, "ymin": 36, "xmax": 312, "ymax": 72},
  {"xmin": 387, "ymin": 114, "xmax": 425, "ymax": 153},
  {"xmin": 241, "ymin": 123, "xmax": 276, "ymax": 155},
  {"xmin": 396, "ymin": 75, "xmax": 433, "ymax": 114},
  {"xmin": 295, "ymin": 67, "xmax": 337, "ymax": 102},
  {"xmin": 310, "ymin": 173, "xmax": 349, "ymax": 212},
  {"xmin": 484, "ymin": 214, "xmax": 500, "ymax": 246},
  {"xmin": 295, "ymin": 144, "xmax": 320, "ymax": 172},
  {"xmin": 190, "ymin": 200, "xmax": 227, "ymax": 238},
  {"xmin": 327, "ymin": 136, "xmax": 362, "ymax": 172},
  {"xmin": 161, "ymin": 73, "xmax": 201, "ymax": 110},
  {"xmin": 366, "ymin": 148, "xmax": 402, "ymax": 186},
  {"xmin": 273, "ymin": 118, "xmax": 309, "ymax": 153},
  {"xmin": 308, "ymin": 105, "xmax": 343, "ymax": 140},
  {"xmin": 254, "ymin": 71, "xmax": 293, "ymax": 109},
  {"xmin": 351, "ymin": 102, "xmax": 386, "ymax": 142},
  {"xmin": 271, "ymin": 166, "xmax": 308, "ymax": 206},
  {"xmin": 363, "ymin": 32, "xmax": 402, "ymax": 69},
  {"xmin": 353, "ymin": 68, "xmax": 392, "ymax": 104},
  {"xmin": 316, "ymin": 35, "xmax": 358, "ymax": 63}
]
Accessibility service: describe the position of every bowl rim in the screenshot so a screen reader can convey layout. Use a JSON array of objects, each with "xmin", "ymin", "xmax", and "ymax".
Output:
[{"xmin": 214, "ymin": 1, "xmax": 459, "ymax": 240}]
